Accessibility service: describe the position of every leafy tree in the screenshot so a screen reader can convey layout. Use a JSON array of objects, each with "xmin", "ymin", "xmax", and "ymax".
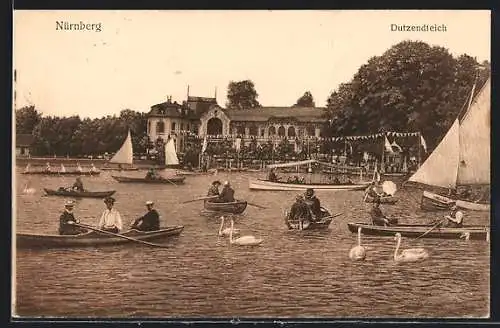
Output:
[
  {"xmin": 294, "ymin": 91, "xmax": 315, "ymax": 107},
  {"xmin": 16, "ymin": 106, "xmax": 41, "ymax": 134},
  {"xmin": 226, "ymin": 80, "xmax": 261, "ymax": 109}
]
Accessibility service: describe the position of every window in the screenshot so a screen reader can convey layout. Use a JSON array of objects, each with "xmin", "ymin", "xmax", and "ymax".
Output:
[
  {"xmin": 268, "ymin": 126, "xmax": 276, "ymax": 136},
  {"xmin": 249, "ymin": 125, "xmax": 258, "ymax": 136},
  {"xmin": 288, "ymin": 126, "xmax": 296, "ymax": 137},
  {"xmin": 306, "ymin": 125, "xmax": 315, "ymax": 136},
  {"xmin": 237, "ymin": 126, "xmax": 245, "ymax": 135},
  {"xmin": 278, "ymin": 126, "xmax": 285, "ymax": 137},
  {"xmin": 171, "ymin": 122, "xmax": 176, "ymax": 131},
  {"xmin": 156, "ymin": 121, "xmax": 165, "ymax": 133},
  {"xmin": 260, "ymin": 129, "xmax": 265, "ymax": 137}
]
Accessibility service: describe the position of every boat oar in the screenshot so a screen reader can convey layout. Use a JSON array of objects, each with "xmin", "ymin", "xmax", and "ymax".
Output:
[
  {"xmin": 411, "ymin": 219, "xmax": 444, "ymax": 242},
  {"xmin": 321, "ymin": 212, "xmax": 343, "ymax": 220},
  {"xmin": 70, "ymin": 222, "xmax": 170, "ymax": 248},
  {"xmin": 247, "ymin": 202, "xmax": 268, "ymax": 209},
  {"xmin": 182, "ymin": 195, "xmax": 219, "ymax": 204}
]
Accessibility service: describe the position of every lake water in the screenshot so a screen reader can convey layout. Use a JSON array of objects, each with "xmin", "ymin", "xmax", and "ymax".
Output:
[{"xmin": 13, "ymin": 169, "xmax": 490, "ymax": 318}]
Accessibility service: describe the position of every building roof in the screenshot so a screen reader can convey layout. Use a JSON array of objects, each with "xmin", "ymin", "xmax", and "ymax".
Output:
[
  {"xmin": 16, "ymin": 134, "xmax": 35, "ymax": 147},
  {"xmin": 148, "ymin": 101, "xmax": 186, "ymax": 118},
  {"xmin": 224, "ymin": 107, "xmax": 327, "ymax": 123}
]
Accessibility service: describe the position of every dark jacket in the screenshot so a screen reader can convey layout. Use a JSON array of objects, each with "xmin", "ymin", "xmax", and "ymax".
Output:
[
  {"xmin": 267, "ymin": 171, "xmax": 279, "ymax": 182},
  {"xmin": 219, "ymin": 186, "xmax": 235, "ymax": 203},
  {"xmin": 289, "ymin": 200, "xmax": 309, "ymax": 220},
  {"xmin": 59, "ymin": 211, "xmax": 84, "ymax": 235},
  {"xmin": 72, "ymin": 180, "xmax": 84, "ymax": 192},
  {"xmin": 304, "ymin": 196, "xmax": 321, "ymax": 217},
  {"xmin": 207, "ymin": 185, "xmax": 220, "ymax": 197},
  {"xmin": 131, "ymin": 209, "xmax": 160, "ymax": 231},
  {"xmin": 370, "ymin": 206, "xmax": 386, "ymax": 226}
]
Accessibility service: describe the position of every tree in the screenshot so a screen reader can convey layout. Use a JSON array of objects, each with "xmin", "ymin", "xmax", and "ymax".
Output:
[
  {"xmin": 294, "ymin": 91, "xmax": 315, "ymax": 107},
  {"xmin": 325, "ymin": 40, "xmax": 490, "ymax": 151},
  {"xmin": 226, "ymin": 80, "xmax": 261, "ymax": 109},
  {"xmin": 16, "ymin": 106, "xmax": 41, "ymax": 134}
]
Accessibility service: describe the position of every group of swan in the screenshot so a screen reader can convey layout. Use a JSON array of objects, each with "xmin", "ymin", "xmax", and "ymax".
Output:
[
  {"xmin": 349, "ymin": 228, "xmax": 429, "ymax": 263},
  {"xmin": 218, "ymin": 216, "xmax": 263, "ymax": 246}
]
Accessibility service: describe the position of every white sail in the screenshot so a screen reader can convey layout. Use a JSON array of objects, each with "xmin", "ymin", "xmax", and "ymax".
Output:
[
  {"xmin": 165, "ymin": 138, "xmax": 179, "ymax": 165},
  {"xmin": 408, "ymin": 119, "xmax": 460, "ymax": 188},
  {"xmin": 457, "ymin": 78, "xmax": 490, "ymax": 185},
  {"xmin": 110, "ymin": 130, "xmax": 133, "ymax": 165}
]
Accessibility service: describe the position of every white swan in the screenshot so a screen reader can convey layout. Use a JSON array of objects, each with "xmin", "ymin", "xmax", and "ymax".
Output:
[
  {"xmin": 394, "ymin": 233, "xmax": 429, "ymax": 263},
  {"xmin": 349, "ymin": 227, "xmax": 366, "ymax": 261},
  {"xmin": 218, "ymin": 216, "xmax": 240, "ymax": 237},
  {"xmin": 229, "ymin": 218, "xmax": 263, "ymax": 246},
  {"xmin": 23, "ymin": 182, "xmax": 36, "ymax": 194}
]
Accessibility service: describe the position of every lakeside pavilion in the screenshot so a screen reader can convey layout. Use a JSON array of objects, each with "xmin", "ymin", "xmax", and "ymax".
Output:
[{"xmin": 146, "ymin": 95, "xmax": 328, "ymax": 153}]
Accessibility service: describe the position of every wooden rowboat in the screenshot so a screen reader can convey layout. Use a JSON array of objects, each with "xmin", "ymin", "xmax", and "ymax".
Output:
[
  {"xmin": 203, "ymin": 200, "xmax": 248, "ymax": 214},
  {"xmin": 364, "ymin": 195, "xmax": 399, "ymax": 204},
  {"xmin": 347, "ymin": 222, "xmax": 489, "ymax": 240},
  {"xmin": 249, "ymin": 179, "xmax": 370, "ymax": 191},
  {"xmin": 17, "ymin": 226, "xmax": 184, "ymax": 249},
  {"xmin": 22, "ymin": 171, "xmax": 101, "ymax": 176},
  {"xmin": 421, "ymin": 191, "xmax": 490, "ymax": 212},
  {"xmin": 111, "ymin": 175, "xmax": 186, "ymax": 184},
  {"xmin": 43, "ymin": 188, "xmax": 116, "ymax": 198},
  {"xmin": 285, "ymin": 207, "xmax": 333, "ymax": 230}
]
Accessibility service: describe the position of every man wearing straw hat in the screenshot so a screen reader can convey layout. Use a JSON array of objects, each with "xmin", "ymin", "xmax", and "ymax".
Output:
[
  {"xmin": 98, "ymin": 196, "xmax": 123, "ymax": 233},
  {"xmin": 59, "ymin": 200, "xmax": 87, "ymax": 235},
  {"xmin": 130, "ymin": 201, "xmax": 160, "ymax": 231}
]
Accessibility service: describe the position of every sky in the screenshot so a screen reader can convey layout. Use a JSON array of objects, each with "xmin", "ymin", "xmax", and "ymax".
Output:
[{"xmin": 13, "ymin": 10, "xmax": 490, "ymax": 118}]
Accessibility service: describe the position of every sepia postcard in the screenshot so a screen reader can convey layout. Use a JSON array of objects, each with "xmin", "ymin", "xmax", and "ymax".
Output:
[{"xmin": 12, "ymin": 10, "xmax": 491, "ymax": 320}]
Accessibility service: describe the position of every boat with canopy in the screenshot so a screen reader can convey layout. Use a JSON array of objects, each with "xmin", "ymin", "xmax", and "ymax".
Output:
[
  {"xmin": 408, "ymin": 77, "xmax": 490, "ymax": 212},
  {"xmin": 248, "ymin": 159, "xmax": 371, "ymax": 191},
  {"xmin": 101, "ymin": 130, "xmax": 139, "ymax": 171}
]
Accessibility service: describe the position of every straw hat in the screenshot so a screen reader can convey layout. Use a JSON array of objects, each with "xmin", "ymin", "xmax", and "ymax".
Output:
[
  {"xmin": 145, "ymin": 200, "xmax": 154, "ymax": 206},
  {"xmin": 212, "ymin": 180, "xmax": 221, "ymax": 186},
  {"xmin": 103, "ymin": 196, "xmax": 115, "ymax": 204},
  {"xmin": 64, "ymin": 200, "xmax": 75, "ymax": 207},
  {"xmin": 305, "ymin": 188, "xmax": 314, "ymax": 196},
  {"xmin": 224, "ymin": 181, "xmax": 230, "ymax": 186}
]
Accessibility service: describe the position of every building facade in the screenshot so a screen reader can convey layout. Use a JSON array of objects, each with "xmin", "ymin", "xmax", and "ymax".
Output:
[
  {"xmin": 16, "ymin": 134, "xmax": 34, "ymax": 157},
  {"xmin": 146, "ymin": 95, "xmax": 327, "ymax": 153}
]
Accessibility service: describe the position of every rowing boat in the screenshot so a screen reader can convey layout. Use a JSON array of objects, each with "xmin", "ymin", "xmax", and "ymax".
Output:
[
  {"xmin": 347, "ymin": 222, "xmax": 489, "ymax": 240},
  {"xmin": 364, "ymin": 195, "xmax": 399, "ymax": 204},
  {"xmin": 17, "ymin": 226, "xmax": 184, "ymax": 249},
  {"xmin": 111, "ymin": 175, "xmax": 186, "ymax": 184},
  {"xmin": 203, "ymin": 200, "xmax": 248, "ymax": 214},
  {"xmin": 249, "ymin": 179, "xmax": 369, "ymax": 191},
  {"xmin": 43, "ymin": 188, "xmax": 116, "ymax": 198},
  {"xmin": 22, "ymin": 171, "xmax": 101, "ymax": 176},
  {"xmin": 285, "ymin": 207, "xmax": 333, "ymax": 230},
  {"xmin": 421, "ymin": 191, "xmax": 490, "ymax": 212}
]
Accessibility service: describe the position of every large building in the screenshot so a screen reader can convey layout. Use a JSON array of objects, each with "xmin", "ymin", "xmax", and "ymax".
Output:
[{"xmin": 146, "ymin": 95, "xmax": 328, "ymax": 152}]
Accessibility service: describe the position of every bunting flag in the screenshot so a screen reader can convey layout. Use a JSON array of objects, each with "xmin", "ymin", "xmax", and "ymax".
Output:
[
  {"xmin": 384, "ymin": 136, "xmax": 393, "ymax": 153},
  {"xmin": 420, "ymin": 135, "xmax": 427, "ymax": 153},
  {"xmin": 201, "ymin": 136, "xmax": 207, "ymax": 153}
]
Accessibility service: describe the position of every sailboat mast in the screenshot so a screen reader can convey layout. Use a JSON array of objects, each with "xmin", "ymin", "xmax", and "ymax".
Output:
[{"xmin": 381, "ymin": 134, "xmax": 385, "ymax": 173}]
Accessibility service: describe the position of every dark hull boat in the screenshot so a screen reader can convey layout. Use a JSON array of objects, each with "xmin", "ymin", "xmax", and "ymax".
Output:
[
  {"xmin": 17, "ymin": 226, "xmax": 184, "ymax": 249},
  {"xmin": 111, "ymin": 175, "xmax": 186, "ymax": 184},
  {"xmin": 204, "ymin": 200, "xmax": 248, "ymax": 214},
  {"xmin": 364, "ymin": 195, "xmax": 398, "ymax": 204},
  {"xmin": 285, "ymin": 207, "xmax": 333, "ymax": 230},
  {"xmin": 43, "ymin": 188, "xmax": 116, "ymax": 198},
  {"xmin": 347, "ymin": 222, "xmax": 489, "ymax": 241},
  {"xmin": 22, "ymin": 171, "xmax": 100, "ymax": 176}
]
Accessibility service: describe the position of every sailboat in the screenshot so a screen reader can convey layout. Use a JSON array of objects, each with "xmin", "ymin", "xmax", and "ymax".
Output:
[
  {"xmin": 408, "ymin": 77, "xmax": 490, "ymax": 212},
  {"xmin": 101, "ymin": 130, "xmax": 139, "ymax": 171}
]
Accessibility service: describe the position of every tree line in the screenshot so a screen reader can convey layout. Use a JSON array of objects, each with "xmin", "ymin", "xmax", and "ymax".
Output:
[{"xmin": 16, "ymin": 40, "xmax": 489, "ymax": 158}]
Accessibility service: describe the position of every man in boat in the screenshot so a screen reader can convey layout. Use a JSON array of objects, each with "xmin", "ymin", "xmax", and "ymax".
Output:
[
  {"xmin": 304, "ymin": 188, "xmax": 321, "ymax": 221},
  {"xmin": 207, "ymin": 180, "xmax": 222, "ymax": 202},
  {"xmin": 370, "ymin": 200, "xmax": 397, "ymax": 226},
  {"xmin": 59, "ymin": 200, "xmax": 88, "ymax": 235},
  {"xmin": 218, "ymin": 181, "xmax": 235, "ymax": 203},
  {"xmin": 267, "ymin": 168, "xmax": 280, "ymax": 182},
  {"xmin": 365, "ymin": 181, "xmax": 390, "ymax": 199},
  {"xmin": 98, "ymin": 196, "xmax": 123, "ymax": 233},
  {"xmin": 145, "ymin": 168, "xmax": 160, "ymax": 180},
  {"xmin": 289, "ymin": 194, "xmax": 309, "ymax": 220},
  {"xmin": 130, "ymin": 200, "xmax": 160, "ymax": 231},
  {"xmin": 44, "ymin": 162, "xmax": 52, "ymax": 172},
  {"xmin": 71, "ymin": 177, "xmax": 85, "ymax": 192},
  {"xmin": 441, "ymin": 205, "xmax": 464, "ymax": 228},
  {"xmin": 90, "ymin": 163, "xmax": 99, "ymax": 173}
]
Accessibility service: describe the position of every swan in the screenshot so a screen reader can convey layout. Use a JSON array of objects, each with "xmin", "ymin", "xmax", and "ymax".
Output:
[
  {"xmin": 460, "ymin": 232, "xmax": 471, "ymax": 241},
  {"xmin": 229, "ymin": 218, "xmax": 263, "ymax": 246},
  {"xmin": 22, "ymin": 181, "xmax": 36, "ymax": 194},
  {"xmin": 349, "ymin": 227, "xmax": 366, "ymax": 261},
  {"xmin": 394, "ymin": 233, "xmax": 429, "ymax": 263},
  {"xmin": 218, "ymin": 216, "xmax": 240, "ymax": 237}
]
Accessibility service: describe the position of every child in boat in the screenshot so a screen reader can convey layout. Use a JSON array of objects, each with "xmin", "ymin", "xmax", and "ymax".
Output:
[
  {"xmin": 130, "ymin": 201, "xmax": 160, "ymax": 231},
  {"xmin": 59, "ymin": 200, "xmax": 88, "ymax": 235}
]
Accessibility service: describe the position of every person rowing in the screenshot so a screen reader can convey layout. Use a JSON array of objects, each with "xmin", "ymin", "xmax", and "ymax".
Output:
[
  {"xmin": 44, "ymin": 162, "xmax": 52, "ymax": 173},
  {"xmin": 130, "ymin": 201, "xmax": 160, "ymax": 231},
  {"xmin": 289, "ymin": 194, "xmax": 309, "ymax": 220},
  {"xmin": 267, "ymin": 168, "xmax": 280, "ymax": 182},
  {"xmin": 206, "ymin": 180, "xmax": 222, "ymax": 202},
  {"xmin": 304, "ymin": 188, "xmax": 321, "ymax": 221},
  {"xmin": 438, "ymin": 205, "xmax": 464, "ymax": 228},
  {"xmin": 365, "ymin": 181, "xmax": 390, "ymax": 199},
  {"xmin": 72, "ymin": 177, "xmax": 84, "ymax": 192},
  {"xmin": 218, "ymin": 181, "xmax": 235, "ymax": 203},
  {"xmin": 59, "ymin": 200, "xmax": 88, "ymax": 235},
  {"xmin": 98, "ymin": 196, "xmax": 123, "ymax": 233},
  {"xmin": 145, "ymin": 167, "xmax": 161, "ymax": 180},
  {"xmin": 90, "ymin": 163, "xmax": 99, "ymax": 173},
  {"xmin": 370, "ymin": 199, "xmax": 392, "ymax": 226}
]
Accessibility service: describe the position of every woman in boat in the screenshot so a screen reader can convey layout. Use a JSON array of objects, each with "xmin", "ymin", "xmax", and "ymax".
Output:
[
  {"xmin": 59, "ymin": 200, "xmax": 88, "ymax": 235},
  {"xmin": 130, "ymin": 201, "xmax": 160, "ymax": 231},
  {"xmin": 289, "ymin": 194, "xmax": 309, "ymax": 220},
  {"xmin": 71, "ymin": 177, "xmax": 85, "ymax": 192},
  {"xmin": 219, "ymin": 181, "xmax": 235, "ymax": 203},
  {"xmin": 206, "ymin": 180, "xmax": 222, "ymax": 202},
  {"xmin": 304, "ymin": 188, "xmax": 321, "ymax": 220},
  {"xmin": 98, "ymin": 196, "xmax": 123, "ymax": 233}
]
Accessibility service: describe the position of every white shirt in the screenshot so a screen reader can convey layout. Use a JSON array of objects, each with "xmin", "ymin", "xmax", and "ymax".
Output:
[{"xmin": 98, "ymin": 208, "xmax": 123, "ymax": 231}]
